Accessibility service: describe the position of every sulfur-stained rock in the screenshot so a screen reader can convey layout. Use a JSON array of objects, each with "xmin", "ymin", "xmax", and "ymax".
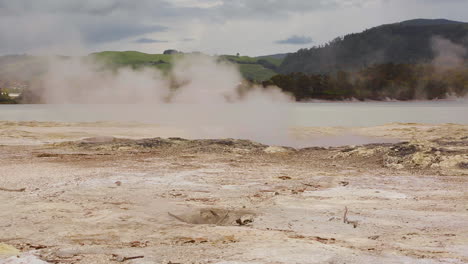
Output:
[{"xmin": 0, "ymin": 243, "xmax": 20, "ymax": 258}]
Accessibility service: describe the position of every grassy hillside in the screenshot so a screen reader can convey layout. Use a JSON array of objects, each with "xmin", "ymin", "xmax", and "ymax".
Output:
[
  {"xmin": 279, "ymin": 19, "xmax": 468, "ymax": 74},
  {"xmin": 90, "ymin": 52, "xmax": 283, "ymax": 82},
  {"xmin": 237, "ymin": 64, "xmax": 277, "ymax": 82},
  {"xmin": 89, "ymin": 51, "xmax": 178, "ymax": 72},
  {"xmin": 256, "ymin": 53, "xmax": 290, "ymax": 61},
  {"xmin": 219, "ymin": 55, "xmax": 282, "ymax": 81}
]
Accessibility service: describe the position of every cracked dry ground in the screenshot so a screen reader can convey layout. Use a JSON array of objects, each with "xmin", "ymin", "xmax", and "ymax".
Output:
[{"xmin": 0, "ymin": 137, "xmax": 467, "ymax": 264}]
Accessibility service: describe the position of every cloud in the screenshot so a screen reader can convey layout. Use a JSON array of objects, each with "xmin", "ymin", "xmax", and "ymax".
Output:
[
  {"xmin": 135, "ymin": 38, "xmax": 169, "ymax": 44},
  {"xmin": 215, "ymin": 0, "xmax": 357, "ymax": 15},
  {"xmin": 0, "ymin": 0, "xmax": 173, "ymax": 54},
  {"xmin": 181, "ymin": 38, "xmax": 196, "ymax": 42},
  {"xmin": 275, "ymin": 35, "xmax": 313, "ymax": 45},
  {"xmin": 85, "ymin": 24, "xmax": 168, "ymax": 43},
  {"xmin": 1, "ymin": 0, "xmax": 468, "ymax": 55},
  {"xmin": 0, "ymin": 0, "xmax": 381, "ymax": 54},
  {"xmin": 0, "ymin": 0, "xmax": 370, "ymax": 17}
]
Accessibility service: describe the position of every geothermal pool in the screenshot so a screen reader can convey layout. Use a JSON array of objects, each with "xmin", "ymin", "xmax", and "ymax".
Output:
[
  {"xmin": 292, "ymin": 101, "xmax": 468, "ymax": 126},
  {"xmin": 0, "ymin": 101, "xmax": 466, "ymax": 147},
  {"xmin": 1, "ymin": 101, "xmax": 466, "ymax": 126}
]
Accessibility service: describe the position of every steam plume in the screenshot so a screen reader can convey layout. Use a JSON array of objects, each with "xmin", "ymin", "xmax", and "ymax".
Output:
[{"xmin": 25, "ymin": 54, "xmax": 295, "ymax": 145}]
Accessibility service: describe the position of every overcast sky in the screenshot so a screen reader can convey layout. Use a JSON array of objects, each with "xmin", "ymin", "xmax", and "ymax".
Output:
[{"xmin": 1, "ymin": 0, "xmax": 468, "ymax": 56}]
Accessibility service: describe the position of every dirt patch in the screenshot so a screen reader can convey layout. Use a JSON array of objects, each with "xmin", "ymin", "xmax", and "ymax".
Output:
[
  {"xmin": 57, "ymin": 137, "xmax": 270, "ymax": 154},
  {"xmin": 168, "ymin": 208, "xmax": 255, "ymax": 226}
]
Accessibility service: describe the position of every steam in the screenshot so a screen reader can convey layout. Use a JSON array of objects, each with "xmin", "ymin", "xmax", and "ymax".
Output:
[
  {"xmin": 25, "ymin": 54, "xmax": 295, "ymax": 145},
  {"xmin": 430, "ymin": 36, "xmax": 468, "ymax": 100},
  {"xmin": 431, "ymin": 36, "xmax": 467, "ymax": 70},
  {"xmin": 170, "ymin": 55, "xmax": 243, "ymax": 103},
  {"xmin": 36, "ymin": 58, "xmax": 169, "ymax": 104},
  {"xmin": 32, "ymin": 54, "xmax": 292, "ymax": 104}
]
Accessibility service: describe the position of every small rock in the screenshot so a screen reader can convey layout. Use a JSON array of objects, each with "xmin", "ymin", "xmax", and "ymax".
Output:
[
  {"xmin": 235, "ymin": 215, "xmax": 254, "ymax": 226},
  {"xmin": 339, "ymin": 181, "xmax": 349, "ymax": 186},
  {"xmin": 264, "ymin": 146, "xmax": 293, "ymax": 154}
]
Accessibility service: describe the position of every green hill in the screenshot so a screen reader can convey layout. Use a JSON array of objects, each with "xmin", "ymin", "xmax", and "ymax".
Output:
[
  {"xmin": 219, "ymin": 55, "xmax": 282, "ymax": 81},
  {"xmin": 279, "ymin": 19, "xmax": 468, "ymax": 74},
  {"xmin": 89, "ymin": 51, "xmax": 179, "ymax": 72},
  {"xmin": 90, "ymin": 51, "xmax": 283, "ymax": 82}
]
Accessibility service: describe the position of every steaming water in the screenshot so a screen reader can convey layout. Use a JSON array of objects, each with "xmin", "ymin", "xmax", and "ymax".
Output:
[
  {"xmin": 0, "ymin": 101, "xmax": 466, "ymax": 147},
  {"xmin": 292, "ymin": 101, "xmax": 468, "ymax": 126},
  {"xmin": 1, "ymin": 101, "xmax": 466, "ymax": 125}
]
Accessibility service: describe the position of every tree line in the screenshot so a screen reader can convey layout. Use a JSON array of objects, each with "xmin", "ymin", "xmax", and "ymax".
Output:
[{"xmin": 262, "ymin": 63, "xmax": 468, "ymax": 101}]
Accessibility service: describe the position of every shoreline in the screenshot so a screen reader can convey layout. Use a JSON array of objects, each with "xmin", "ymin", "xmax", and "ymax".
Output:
[
  {"xmin": 5, "ymin": 97, "xmax": 468, "ymax": 105},
  {"xmin": 1, "ymin": 121, "xmax": 467, "ymax": 147}
]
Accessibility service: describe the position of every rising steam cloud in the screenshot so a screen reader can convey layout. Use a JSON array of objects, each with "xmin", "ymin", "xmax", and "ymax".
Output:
[
  {"xmin": 26, "ymin": 55, "xmax": 295, "ymax": 145},
  {"xmin": 33, "ymin": 54, "xmax": 292, "ymax": 105},
  {"xmin": 431, "ymin": 36, "xmax": 467, "ymax": 70}
]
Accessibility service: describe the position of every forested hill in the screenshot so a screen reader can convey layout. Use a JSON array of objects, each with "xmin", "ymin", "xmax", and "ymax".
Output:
[{"xmin": 279, "ymin": 19, "xmax": 468, "ymax": 74}]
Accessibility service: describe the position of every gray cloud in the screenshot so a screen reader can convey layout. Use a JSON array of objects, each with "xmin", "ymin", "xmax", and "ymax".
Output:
[
  {"xmin": 84, "ymin": 23, "xmax": 168, "ymax": 43},
  {"xmin": 0, "ymin": 0, "xmax": 369, "ymax": 17},
  {"xmin": 275, "ymin": 35, "xmax": 313, "ymax": 45},
  {"xmin": 1, "ymin": 0, "xmax": 468, "ymax": 55},
  {"xmin": 135, "ymin": 38, "xmax": 169, "ymax": 44},
  {"xmin": 0, "ymin": 0, "xmax": 172, "ymax": 54},
  {"xmin": 0, "ymin": 0, "xmax": 372, "ymax": 54},
  {"xmin": 214, "ymin": 0, "xmax": 368, "ymax": 17}
]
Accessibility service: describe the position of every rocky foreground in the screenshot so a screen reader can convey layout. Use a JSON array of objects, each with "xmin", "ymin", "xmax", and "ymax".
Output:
[{"xmin": 0, "ymin": 122, "xmax": 467, "ymax": 263}]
